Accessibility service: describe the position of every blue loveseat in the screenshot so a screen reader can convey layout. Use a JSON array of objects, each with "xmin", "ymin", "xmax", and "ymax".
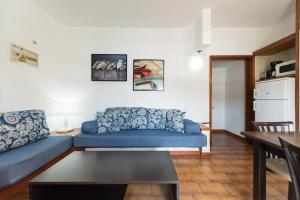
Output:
[
  {"xmin": 73, "ymin": 119, "xmax": 207, "ymax": 149},
  {"xmin": 0, "ymin": 110, "xmax": 72, "ymax": 188}
]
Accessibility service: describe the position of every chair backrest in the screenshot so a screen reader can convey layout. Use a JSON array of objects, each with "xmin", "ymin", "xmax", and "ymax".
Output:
[
  {"xmin": 279, "ymin": 137, "xmax": 300, "ymax": 200},
  {"xmin": 251, "ymin": 121, "xmax": 294, "ymax": 133}
]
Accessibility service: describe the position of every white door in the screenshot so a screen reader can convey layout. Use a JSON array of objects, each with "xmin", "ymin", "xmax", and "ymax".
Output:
[
  {"xmin": 254, "ymin": 100, "xmax": 288, "ymax": 122},
  {"xmin": 212, "ymin": 68, "xmax": 226, "ymax": 129}
]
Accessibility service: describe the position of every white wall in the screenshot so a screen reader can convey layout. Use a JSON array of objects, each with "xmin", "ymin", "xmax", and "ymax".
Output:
[
  {"xmin": 0, "ymin": 0, "xmax": 209, "ymax": 130},
  {"xmin": 212, "ymin": 67, "xmax": 226, "ymax": 129},
  {"xmin": 225, "ymin": 61, "xmax": 246, "ymax": 136},
  {"xmin": 0, "ymin": 0, "xmax": 296, "ymax": 130},
  {"xmin": 0, "ymin": 0, "xmax": 70, "ymax": 129},
  {"xmin": 209, "ymin": 28, "xmax": 269, "ymax": 55},
  {"xmin": 208, "ymin": 12, "xmax": 296, "ymax": 55},
  {"xmin": 263, "ymin": 13, "xmax": 296, "ymax": 45},
  {"xmin": 54, "ymin": 27, "xmax": 212, "ymax": 128}
]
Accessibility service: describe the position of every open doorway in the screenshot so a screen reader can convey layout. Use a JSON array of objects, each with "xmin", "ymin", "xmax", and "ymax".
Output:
[{"xmin": 209, "ymin": 56, "xmax": 254, "ymax": 136}]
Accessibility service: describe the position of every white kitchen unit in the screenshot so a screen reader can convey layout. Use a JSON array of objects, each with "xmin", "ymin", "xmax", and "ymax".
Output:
[{"xmin": 254, "ymin": 78, "xmax": 295, "ymax": 124}]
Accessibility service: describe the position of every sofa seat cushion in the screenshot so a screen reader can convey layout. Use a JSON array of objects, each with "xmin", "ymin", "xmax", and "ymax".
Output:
[
  {"xmin": 73, "ymin": 130, "xmax": 207, "ymax": 148},
  {"xmin": 0, "ymin": 136, "xmax": 72, "ymax": 188}
]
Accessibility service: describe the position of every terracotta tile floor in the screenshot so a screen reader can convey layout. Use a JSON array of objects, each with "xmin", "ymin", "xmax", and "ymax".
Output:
[
  {"xmin": 10, "ymin": 133, "xmax": 288, "ymax": 200},
  {"xmin": 124, "ymin": 133, "xmax": 288, "ymax": 200}
]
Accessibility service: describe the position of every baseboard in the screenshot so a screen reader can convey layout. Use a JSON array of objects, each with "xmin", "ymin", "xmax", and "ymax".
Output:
[
  {"xmin": 170, "ymin": 151, "xmax": 201, "ymax": 156},
  {"xmin": 211, "ymin": 129, "xmax": 225, "ymax": 134},
  {"xmin": 73, "ymin": 147, "xmax": 85, "ymax": 151},
  {"xmin": 212, "ymin": 129, "xmax": 249, "ymax": 143},
  {"xmin": 170, "ymin": 151, "xmax": 211, "ymax": 158},
  {"xmin": 223, "ymin": 130, "xmax": 250, "ymax": 143},
  {"xmin": 84, "ymin": 148, "xmax": 207, "ymax": 157},
  {"xmin": 85, "ymin": 147, "xmax": 201, "ymax": 151}
]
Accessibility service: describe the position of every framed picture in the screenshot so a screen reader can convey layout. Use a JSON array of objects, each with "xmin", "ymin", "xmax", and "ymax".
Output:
[
  {"xmin": 10, "ymin": 43, "xmax": 39, "ymax": 67},
  {"xmin": 133, "ymin": 59, "xmax": 164, "ymax": 91},
  {"xmin": 91, "ymin": 54, "xmax": 127, "ymax": 81}
]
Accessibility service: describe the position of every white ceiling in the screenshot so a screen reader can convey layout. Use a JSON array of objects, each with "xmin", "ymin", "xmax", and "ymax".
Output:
[{"xmin": 32, "ymin": 0, "xmax": 295, "ymax": 28}]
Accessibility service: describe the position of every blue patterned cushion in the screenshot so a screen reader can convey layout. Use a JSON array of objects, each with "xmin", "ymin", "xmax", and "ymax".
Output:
[
  {"xmin": 147, "ymin": 108, "xmax": 167, "ymax": 129},
  {"xmin": 165, "ymin": 109, "xmax": 185, "ymax": 133},
  {"xmin": 105, "ymin": 107, "xmax": 148, "ymax": 130},
  {"xmin": 129, "ymin": 107, "xmax": 148, "ymax": 129},
  {"xmin": 0, "ymin": 128, "xmax": 31, "ymax": 154},
  {"xmin": 99, "ymin": 107, "xmax": 185, "ymax": 133},
  {"xmin": 96, "ymin": 111, "xmax": 120, "ymax": 134},
  {"xmin": 0, "ymin": 110, "xmax": 50, "ymax": 154},
  {"xmin": 106, "ymin": 107, "xmax": 131, "ymax": 130}
]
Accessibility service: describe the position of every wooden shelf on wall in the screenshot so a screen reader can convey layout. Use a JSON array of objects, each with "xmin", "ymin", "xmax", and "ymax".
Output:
[{"xmin": 253, "ymin": 33, "xmax": 296, "ymax": 56}]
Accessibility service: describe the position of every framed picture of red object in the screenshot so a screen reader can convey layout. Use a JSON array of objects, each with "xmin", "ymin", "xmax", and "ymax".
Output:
[{"xmin": 133, "ymin": 59, "xmax": 164, "ymax": 91}]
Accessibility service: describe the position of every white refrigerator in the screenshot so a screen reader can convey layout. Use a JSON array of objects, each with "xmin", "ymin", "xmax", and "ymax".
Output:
[{"xmin": 253, "ymin": 78, "xmax": 295, "ymax": 123}]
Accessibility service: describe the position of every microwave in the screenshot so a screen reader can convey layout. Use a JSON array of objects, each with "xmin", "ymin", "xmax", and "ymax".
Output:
[{"xmin": 275, "ymin": 60, "xmax": 296, "ymax": 77}]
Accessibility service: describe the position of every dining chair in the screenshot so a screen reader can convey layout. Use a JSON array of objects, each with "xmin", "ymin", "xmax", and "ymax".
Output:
[
  {"xmin": 279, "ymin": 137, "xmax": 300, "ymax": 200},
  {"xmin": 252, "ymin": 121, "xmax": 294, "ymax": 158},
  {"xmin": 252, "ymin": 121, "xmax": 294, "ymax": 133},
  {"xmin": 251, "ymin": 121, "xmax": 293, "ymax": 199}
]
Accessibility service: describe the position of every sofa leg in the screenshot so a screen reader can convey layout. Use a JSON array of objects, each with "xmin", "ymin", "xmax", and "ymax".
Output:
[{"xmin": 199, "ymin": 147, "xmax": 202, "ymax": 157}]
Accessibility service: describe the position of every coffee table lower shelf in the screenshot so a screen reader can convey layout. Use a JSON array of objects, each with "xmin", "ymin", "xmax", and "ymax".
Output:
[{"xmin": 30, "ymin": 183, "xmax": 179, "ymax": 200}]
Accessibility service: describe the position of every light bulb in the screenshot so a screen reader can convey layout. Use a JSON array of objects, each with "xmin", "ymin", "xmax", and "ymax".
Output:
[{"xmin": 190, "ymin": 54, "xmax": 203, "ymax": 71}]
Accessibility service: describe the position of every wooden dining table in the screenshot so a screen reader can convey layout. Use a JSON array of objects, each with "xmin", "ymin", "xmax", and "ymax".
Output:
[{"xmin": 242, "ymin": 131, "xmax": 300, "ymax": 200}]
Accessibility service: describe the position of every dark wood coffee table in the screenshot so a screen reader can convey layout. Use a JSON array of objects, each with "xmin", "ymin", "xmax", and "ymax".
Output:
[{"xmin": 30, "ymin": 151, "xmax": 179, "ymax": 200}]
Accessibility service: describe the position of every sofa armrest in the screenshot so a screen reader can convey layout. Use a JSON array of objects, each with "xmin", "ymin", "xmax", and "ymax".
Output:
[
  {"xmin": 81, "ymin": 120, "xmax": 97, "ymax": 134},
  {"xmin": 184, "ymin": 119, "xmax": 201, "ymax": 134}
]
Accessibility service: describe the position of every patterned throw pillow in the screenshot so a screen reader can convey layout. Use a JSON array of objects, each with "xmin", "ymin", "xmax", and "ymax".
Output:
[
  {"xmin": 0, "ymin": 110, "xmax": 50, "ymax": 154},
  {"xmin": 106, "ymin": 107, "xmax": 131, "ymax": 130},
  {"xmin": 165, "ymin": 109, "xmax": 185, "ymax": 133},
  {"xmin": 105, "ymin": 107, "xmax": 148, "ymax": 130},
  {"xmin": 147, "ymin": 108, "xmax": 167, "ymax": 129},
  {"xmin": 128, "ymin": 107, "xmax": 148, "ymax": 129},
  {"xmin": 96, "ymin": 111, "xmax": 120, "ymax": 134},
  {"xmin": 0, "ymin": 129, "xmax": 25, "ymax": 154}
]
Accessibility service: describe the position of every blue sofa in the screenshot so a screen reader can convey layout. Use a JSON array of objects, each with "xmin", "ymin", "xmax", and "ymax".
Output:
[
  {"xmin": 73, "ymin": 119, "xmax": 207, "ymax": 148},
  {"xmin": 0, "ymin": 136, "xmax": 72, "ymax": 188}
]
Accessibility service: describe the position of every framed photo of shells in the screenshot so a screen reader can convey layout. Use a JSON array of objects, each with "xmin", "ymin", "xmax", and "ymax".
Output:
[
  {"xmin": 91, "ymin": 54, "xmax": 127, "ymax": 81},
  {"xmin": 133, "ymin": 59, "xmax": 164, "ymax": 91}
]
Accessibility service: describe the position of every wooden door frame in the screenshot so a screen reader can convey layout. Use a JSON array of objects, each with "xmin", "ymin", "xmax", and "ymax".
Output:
[
  {"xmin": 209, "ymin": 55, "xmax": 254, "ymax": 132},
  {"xmin": 296, "ymin": 0, "xmax": 300, "ymax": 131}
]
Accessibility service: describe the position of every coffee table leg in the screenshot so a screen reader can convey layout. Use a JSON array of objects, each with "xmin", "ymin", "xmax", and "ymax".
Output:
[
  {"xmin": 30, "ymin": 184, "xmax": 42, "ymax": 200},
  {"xmin": 171, "ymin": 183, "xmax": 179, "ymax": 200},
  {"xmin": 253, "ymin": 141, "xmax": 266, "ymax": 200}
]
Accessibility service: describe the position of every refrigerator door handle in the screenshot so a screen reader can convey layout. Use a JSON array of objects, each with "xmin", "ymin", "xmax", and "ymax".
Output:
[
  {"xmin": 253, "ymin": 89, "xmax": 257, "ymax": 99},
  {"xmin": 253, "ymin": 101, "xmax": 258, "ymax": 111}
]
